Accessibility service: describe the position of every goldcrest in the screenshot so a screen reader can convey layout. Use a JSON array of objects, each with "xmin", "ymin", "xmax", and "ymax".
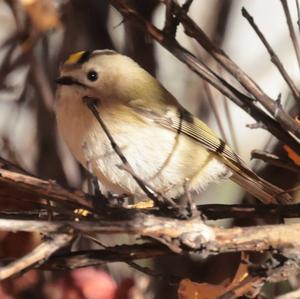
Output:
[{"xmin": 55, "ymin": 50, "xmax": 291, "ymax": 204}]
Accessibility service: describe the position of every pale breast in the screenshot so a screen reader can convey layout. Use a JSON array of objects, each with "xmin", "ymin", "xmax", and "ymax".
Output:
[{"xmin": 56, "ymin": 90, "xmax": 229, "ymax": 198}]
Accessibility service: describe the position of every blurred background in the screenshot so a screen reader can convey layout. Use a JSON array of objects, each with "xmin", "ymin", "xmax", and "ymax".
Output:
[{"xmin": 0, "ymin": 0, "xmax": 299, "ymax": 298}]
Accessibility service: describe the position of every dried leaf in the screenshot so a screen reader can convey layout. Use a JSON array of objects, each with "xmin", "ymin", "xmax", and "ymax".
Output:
[
  {"xmin": 283, "ymin": 117, "xmax": 300, "ymax": 166},
  {"xmin": 178, "ymin": 279, "xmax": 229, "ymax": 299},
  {"xmin": 178, "ymin": 253, "xmax": 251, "ymax": 299}
]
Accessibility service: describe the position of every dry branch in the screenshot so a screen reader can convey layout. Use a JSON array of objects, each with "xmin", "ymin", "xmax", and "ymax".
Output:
[
  {"xmin": 36, "ymin": 244, "xmax": 169, "ymax": 270},
  {"xmin": 170, "ymin": 2, "xmax": 300, "ymax": 138},
  {"xmin": 280, "ymin": 0, "xmax": 300, "ymax": 71},
  {"xmin": 0, "ymin": 232, "xmax": 73, "ymax": 280},
  {"xmin": 0, "ymin": 216, "xmax": 299, "ymax": 255},
  {"xmin": 1, "ymin": 166, "xmax": 300, "ymax": 221},
  {"xmin": 0, "ymin": 168, "xmax": 93, "ymax": 209},
  {"xmin": 242, "ymin": 7, "xmax": 300, "ymax": 103}
]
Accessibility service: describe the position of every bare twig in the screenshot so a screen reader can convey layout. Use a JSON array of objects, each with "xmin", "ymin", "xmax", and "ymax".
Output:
[
  {"xmin": 0, "ymin": 168, "xmax": 93, "ymax": 209},
  {"xmin": 109, "ymin": 0, "xmax": 300, "ymax": 154},
  {"xmin": 280, "ymin": 0, "xmax": 300, "ymax": 71},
  {"xmin": 296, "ymin": 0, "xmax": 300, "ymax": 33},
  {"xmin": 163, "ymin": 0, "xmax": 193, "ymax": 37},
  {"xmin": 163, "ymin": 0, "xmax": 178, "ymax": 37},
  {"xmin": 242, "ymin": 7, "xmax": 300, "ymax": 103},
  {"xmin": 170, "ymin": 2, "xmax": 300, "ymax": 138},
  {"xmin": 0, "ymin": 232, "xmax": 73, "ymax": 280},
  {"xmin": 197, "ymin": 203, "xmax": 300, "ymax": 220},
  {"xmin": 251, "ymin": 149, "xmax": 300, "ymax": 173},
  {"xmin": 38, "ymin": 243, "xmax": 169, "ymax": 270}
]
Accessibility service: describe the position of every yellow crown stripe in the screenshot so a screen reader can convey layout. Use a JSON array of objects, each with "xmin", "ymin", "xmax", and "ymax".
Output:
[{"xmin": 65, "ymin": 51, "xmax": 86, "ymax": 65}]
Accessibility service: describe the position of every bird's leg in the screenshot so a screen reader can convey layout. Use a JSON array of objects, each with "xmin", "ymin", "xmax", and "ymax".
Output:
[{"xmin": 180, "ymin": 179, "xmax": 202, "ymax": 220}]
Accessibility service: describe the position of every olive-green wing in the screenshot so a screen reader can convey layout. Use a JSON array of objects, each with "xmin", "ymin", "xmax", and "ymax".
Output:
[{"xmin": 130, "ymin": 102, "xmax": 251, "ymax": 174}]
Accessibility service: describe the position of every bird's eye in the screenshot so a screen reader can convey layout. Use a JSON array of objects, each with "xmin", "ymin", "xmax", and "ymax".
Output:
[{"xmin": 87, "ymin": 70, "xmax": 98, "ymax": 82}]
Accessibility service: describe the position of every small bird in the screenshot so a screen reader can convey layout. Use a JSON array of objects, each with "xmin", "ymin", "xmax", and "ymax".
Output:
[{"xmin": 55, "ymin": 50, "xmax": 291, "ymax": 204}]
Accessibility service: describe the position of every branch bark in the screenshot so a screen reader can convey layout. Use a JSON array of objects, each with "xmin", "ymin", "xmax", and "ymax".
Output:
[
  {"xmin": 0, "ymin": 232, "xmax": 73, "ymax": 280},
  {"xmin": 0, "ymin": 216, "xmax": 299, "ymax": 255}
]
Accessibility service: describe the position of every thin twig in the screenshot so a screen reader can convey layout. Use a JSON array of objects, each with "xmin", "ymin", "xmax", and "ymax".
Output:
[
  {"xmin": 0, "ymin": 232, "xmax": 73, "ymax": 280},
  {"xmin": 280, "ymin": 0, "xmax": 300, "ymax": 71},
  {"xmin": 242, "ymin": 7, "xmax": 300, "ymax": 103},
  {"xmin": 296, "ymin": 0, "xmax": 300, "ymax": 33},
  {"xmin": 197, "ymin": 203, "xmax": 300, "ymax": 220},
  {"xmin": 251, "ymin": 149, "xmax": 300, "ymax": 174},
  {"xmin": 170, "ymin": 2, "xmax": 300, "ymax": 139},
  {"xmin": 0, "ymin": 168, "xmax": 93, "ymax": 209},
  {"xmin": 163, "ymin": 0, "xmax": 179, "ymax": 37},
  {"xmin": 38, "ymin": 243, "xmax": 169, "ymax": 270},
  {"xmin": 163, "ymin": 0, "xmax": 193, "ymax": 37}
]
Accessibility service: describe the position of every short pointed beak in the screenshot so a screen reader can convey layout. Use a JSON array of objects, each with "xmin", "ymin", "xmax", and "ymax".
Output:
[{"xmin": 55, "ymin": 76, "xmax": 77, "ymax": 85}]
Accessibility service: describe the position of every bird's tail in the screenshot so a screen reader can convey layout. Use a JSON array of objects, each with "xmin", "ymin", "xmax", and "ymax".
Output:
[{"xmin": 230, "ymin": 171, "xmax": 292, "ymax": 204}]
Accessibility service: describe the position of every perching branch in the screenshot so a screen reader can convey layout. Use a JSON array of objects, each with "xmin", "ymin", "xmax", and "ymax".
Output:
[
  {"xmin": 0, "ymin": 216, "xmax": 300, "ymax": 256},
  {"xmin": 2, "ymin": 165, "xmax": 300, "ymax": 221}
]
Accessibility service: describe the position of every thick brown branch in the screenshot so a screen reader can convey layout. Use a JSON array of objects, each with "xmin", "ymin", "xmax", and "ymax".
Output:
[
  {"xmin": 0, "ymin": 216, "xmax": 299, "ymax": 255},
  {"xmin": 0, "ymin": 168, "xmax": 93, "ymax": 209}
]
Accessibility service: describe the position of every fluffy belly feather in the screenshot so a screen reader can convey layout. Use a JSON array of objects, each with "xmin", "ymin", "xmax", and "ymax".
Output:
[{"xmin": 56, "ymin": 92, "xmax": 230, "ymax": 199}]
